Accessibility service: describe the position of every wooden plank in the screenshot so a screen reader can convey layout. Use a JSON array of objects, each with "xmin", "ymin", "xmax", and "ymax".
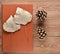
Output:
[
  {"xmin": 2, "ymin": 0, "xmax": 60, "ymax": 2},
  {"xmin": 0, "ymin": 2, "xmax": 2, "ymax": 53}
]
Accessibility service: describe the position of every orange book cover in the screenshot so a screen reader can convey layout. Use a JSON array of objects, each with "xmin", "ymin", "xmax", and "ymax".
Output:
[{"xmin": 2, "ymin": 4, "xmax": 33, "ymax": 52}]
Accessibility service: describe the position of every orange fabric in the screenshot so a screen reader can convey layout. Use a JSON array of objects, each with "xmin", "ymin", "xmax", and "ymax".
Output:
[{"xmin": 2, "ymin": 4, "xmax": 33, "ymax": 52}]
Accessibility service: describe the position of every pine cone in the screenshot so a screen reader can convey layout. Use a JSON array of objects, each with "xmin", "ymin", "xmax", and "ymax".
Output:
[
  {"xmin": 36, "ymin": 10, "xmax": 47, "ymax": 21},
  {"xmin": 37, "ymin": 27, "xmax": 47, "ymax": 39}
]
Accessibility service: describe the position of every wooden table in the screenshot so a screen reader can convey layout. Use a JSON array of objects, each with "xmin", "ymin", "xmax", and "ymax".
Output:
[{"xmin": 1, "ymin": 0, "xmax": 60, "ymax": 54}]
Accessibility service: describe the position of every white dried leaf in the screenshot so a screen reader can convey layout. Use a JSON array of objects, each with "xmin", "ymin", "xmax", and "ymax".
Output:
[
  {"xmin": 14, "ymin": 7, "xmax": 32, "ymax": 25},
  {"xmin": 3, "ymin": 15, "xmax": 20, "ymax": 32}
]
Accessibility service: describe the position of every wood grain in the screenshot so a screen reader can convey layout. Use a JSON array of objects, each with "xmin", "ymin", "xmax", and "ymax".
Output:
[
  {"xmin": 1, "ymin": 0, "xmax": 60, "ymax": 54},
  {"xmin": 0, "ymin": 2, "xmax": 2, "ymax": 53}
]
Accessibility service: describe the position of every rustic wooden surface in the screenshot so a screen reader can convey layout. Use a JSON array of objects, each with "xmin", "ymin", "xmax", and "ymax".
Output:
[
  {"xmin": 0, "ymin": 1, "xmax": 2, "ymax": 54},
  {"xmin": 1, "ymin": 0, "xmax": 60, "ymax": 54}
]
